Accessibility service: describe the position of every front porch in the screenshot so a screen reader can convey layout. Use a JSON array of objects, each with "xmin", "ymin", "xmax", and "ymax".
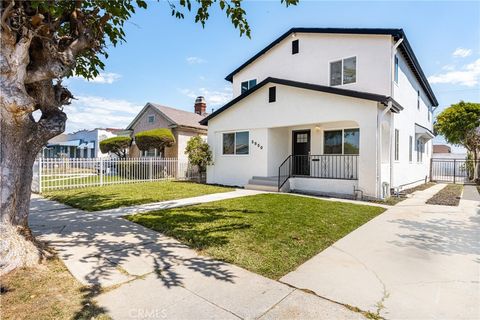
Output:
[{"xmin": 245, "ymin": 120, "xmax": 372, "ymax": 198}]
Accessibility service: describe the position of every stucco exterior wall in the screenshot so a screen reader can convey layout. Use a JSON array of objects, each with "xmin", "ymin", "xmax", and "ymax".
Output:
[
  {"xmin": 206, "ymin": 84, "xmax": 379, "ymax": 197},
  {"xmin": 389, "ymin": 50, "xmax": 433, "ymax": 188},
  {"xmin": 232, "ymin": 33, "xmax": 392, "ymax": 98}
]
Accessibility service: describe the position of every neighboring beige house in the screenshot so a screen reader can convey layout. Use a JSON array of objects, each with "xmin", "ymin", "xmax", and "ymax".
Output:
[{"xmin": 126, "ymin": 97, "xmax": 208, "ymax": 163}]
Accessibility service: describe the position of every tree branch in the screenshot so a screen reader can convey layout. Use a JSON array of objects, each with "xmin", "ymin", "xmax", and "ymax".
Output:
[{"xmin": 1, "ymin": 0, "xmax": 15, "ymax": 32}]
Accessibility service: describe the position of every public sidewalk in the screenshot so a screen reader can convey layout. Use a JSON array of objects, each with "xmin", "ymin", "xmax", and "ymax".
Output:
[{"xmin": 29, "ymin": 194, "xmax": 363, "ymax": 320}]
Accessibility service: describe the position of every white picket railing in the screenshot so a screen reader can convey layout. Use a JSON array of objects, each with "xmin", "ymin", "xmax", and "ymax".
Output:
[{"xmin": 32, "ymin": 157, "xmax": 194, "ymax": 193}]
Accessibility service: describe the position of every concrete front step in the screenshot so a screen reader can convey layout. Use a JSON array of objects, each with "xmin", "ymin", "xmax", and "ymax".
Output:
[
  {"xmin": 247, "ymin": 178, "xmax": 278, "ymax": 187},
  {"xmin": 245, "ymin": 184, "xmax": 278, "ymax": 192}
]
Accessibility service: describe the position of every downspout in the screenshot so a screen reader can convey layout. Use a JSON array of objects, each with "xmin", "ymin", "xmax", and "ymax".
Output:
[{"xmin": 377, "ymin": 37, "xmax": 403, "ymax": 199}]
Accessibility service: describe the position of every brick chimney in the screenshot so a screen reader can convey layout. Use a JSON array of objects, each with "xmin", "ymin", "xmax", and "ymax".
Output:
[{"xmin": 194, "ymin": 96, "xmax": 206, "ymax": 115}]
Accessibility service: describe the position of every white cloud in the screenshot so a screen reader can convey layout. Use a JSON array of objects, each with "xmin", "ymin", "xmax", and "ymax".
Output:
[
  {"xmin": 428, "ymin": 58, "xmax": 480, "ymax": 87},
  {"xmin": 180, "ymin": 86, "xmax": 232, "ymax": 107},
  {"xmin": 452, "ymin": 48, "xmax": 472, "ymax": 58},
  {"xmin": 441, "ymin": 64, "xmax": 455, "ymax": 71},
  {"xmin": 186, "ymin": 56, "xmax": 206, "ymax": 64},
  {"xmin": 64, "ymin": 95, "xmax": 142, "ymax": 132},
  {"xmin": 74, "ymin": 72, "xmax": 122, "ymax": 84}
]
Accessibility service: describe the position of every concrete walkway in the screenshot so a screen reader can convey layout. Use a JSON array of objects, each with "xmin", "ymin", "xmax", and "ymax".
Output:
[
  {"xmin": 29, "ymin": 194, "xmax": 362, "ymax": 320},
  {"xmin": 281, "ymin": 184, "xmax": 480, "ymax": 319},
  {"xmin": 96, "ymin": 189, "xmax": 265, "ymax": 217}
]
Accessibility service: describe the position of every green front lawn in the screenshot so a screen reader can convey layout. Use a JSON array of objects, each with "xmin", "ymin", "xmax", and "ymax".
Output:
[
  {"xmin": 126, "ymin": 194, "xmax": 385, "ymax": 279},
  {"xmin": 44, "ymin": 181, "xmax": 232, "ymax": 211}
]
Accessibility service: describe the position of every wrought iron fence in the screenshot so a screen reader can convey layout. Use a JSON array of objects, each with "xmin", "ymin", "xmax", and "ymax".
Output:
[
  {"xmin": 430, "ymin": 158, "xmax": 479, "ymax": 183},
  {"xmin": 32, "ymin": 157, "xmax": 193, "ymax": 193},
  {"xmin": 278, "ymin": 154, "xmax": 358, "ymax": 190}
]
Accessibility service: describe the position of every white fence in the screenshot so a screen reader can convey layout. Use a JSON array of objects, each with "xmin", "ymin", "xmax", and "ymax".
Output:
[{"xmin": 32, "ymin": 157, "xmax": 195, "ymax": 193}]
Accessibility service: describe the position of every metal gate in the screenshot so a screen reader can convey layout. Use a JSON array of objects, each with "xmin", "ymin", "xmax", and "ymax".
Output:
[{"xmin": 430, "ymin": 158, "xmax": 479, "ymax": 183}]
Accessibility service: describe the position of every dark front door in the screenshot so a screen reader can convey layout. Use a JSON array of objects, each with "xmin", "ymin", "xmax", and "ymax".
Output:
[{"xmin": 292, "ymin": 130, "xmax": 311, "ymax": 176}]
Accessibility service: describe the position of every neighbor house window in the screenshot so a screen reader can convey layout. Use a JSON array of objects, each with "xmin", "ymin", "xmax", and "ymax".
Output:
[
  {"xmin": 269, "ymin": 86, "xmax": 276, "ymax": 103},
  {"xmin": 147, "ymin": 115, "xmax": 155, "ymax": 123},
  {"xmin": 394, "ymin": 129, "xmax": 399, "ymax": 161},
  {"xmin": 292, "ymin": 39, "xmax": 299, "ymax": 54},
  {"xmin": 409, "ymin": 136, "xmax": 413, "ymax": 162},
  {"xmin": 394, "ymin": 55, "xmax": 399, "ymax": 83},
  {"xmin": 223, "ymin": 131, "xmax": 249, "ymax": 155},
  {"xmin": 330, "ymin": 57, "xmax": 356, "ymax": 86},
  {"xmin": 324, "ymin": 128, "xmax": 360, "ymax": 155},
  {"xmin": 241, "ymin": 79, "xmax": 257, "ymax": 94},
  {"xmin": 143, "ymin": 148, "xmax": 157, "ymax": 157}
]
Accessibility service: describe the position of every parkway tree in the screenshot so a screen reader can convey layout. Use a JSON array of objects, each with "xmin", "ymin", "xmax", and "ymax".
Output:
[{"xmin": 0, "ymin": 0, "xmax": 298, "ymax": 274}]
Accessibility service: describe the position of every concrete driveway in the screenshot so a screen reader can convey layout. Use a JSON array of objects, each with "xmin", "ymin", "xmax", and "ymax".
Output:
[{"xmin": 281, "ymin": 184, "xmax": 480, "ymax": 319}]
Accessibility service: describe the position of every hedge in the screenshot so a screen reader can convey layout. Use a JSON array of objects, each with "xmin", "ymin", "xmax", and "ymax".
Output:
[{"xmin": 134, "ymin": 128, "xmax": 175, "ymax": 151}]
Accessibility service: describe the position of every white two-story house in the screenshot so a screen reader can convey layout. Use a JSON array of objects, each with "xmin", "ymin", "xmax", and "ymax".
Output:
[{"xmin": 200, "ymin": 28, "xmax": 438, "ymax": 199}]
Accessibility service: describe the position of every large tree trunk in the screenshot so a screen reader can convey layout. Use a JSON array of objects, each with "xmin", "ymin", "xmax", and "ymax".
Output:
[{"xmin": 1, "ymin": 27, "xmax": 67, "ymax": 275}]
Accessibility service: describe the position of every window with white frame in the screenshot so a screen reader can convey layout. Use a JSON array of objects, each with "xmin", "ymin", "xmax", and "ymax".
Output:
[
  {"xmin": 143, "ymin": 148, "xmax": 157, "ymax": 157},
  {"xmin": 147, "ymin": 115, "xmax": 155, "ymax": 123},
  {"xmin": 416, "ymin": 139, "xmax": 424, "ymax": 163},
  {"xmin": 330, "ymin": 57, "xmax": 356, "ymax": 86},
  {"xmin": 394, "ymin": 129, "xmax": 399, "ymax": 161},
  {"xmin": 324, "ymin": 128, "xmax": 359, "ymax": 155},
  {"xmin": 223, "ymin": 131, "xmax": 249, "ymax": 155},
  {"xmin": 241, "ymin": 79, "xmax": 257, "ymax": 94}
]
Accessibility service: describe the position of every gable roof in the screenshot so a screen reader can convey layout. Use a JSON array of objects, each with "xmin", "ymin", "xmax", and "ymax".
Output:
[
  {"xmin": 199, "ymin": 77, "xmax": 403, "ymax": 125},
  {"xmin": 224, "ymin": 27, "xmax": 438, "ymax": 107},
  {"xmin": 127, "ymin": 103, "xmax": 207, "ymax": 131}
]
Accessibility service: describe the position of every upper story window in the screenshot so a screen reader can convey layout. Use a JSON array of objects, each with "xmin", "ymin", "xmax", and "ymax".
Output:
[
  {"xmin": 330, "ymin": 57, "xmax": 356, "ymax": 86},
  {"xmin": 292, "ymin": 39, "xmax": 299, "ymax": 55},
  {"xmin": 241, "ymin": 79, "xmax": 257, "ymax": 94},
  {"xmin": 223, "ymin": 131, "xmax": 249, "ymax": 155},
  {"xmin": 147, "ymin": 115, "xmax": 155, "ymax": 123},
  {"xmin": 394, "ymin": 55, "xmax": 399, "ymax": 83},
  {"xmin": 417, "ymin": 90, "xmax": 420, "ymax": 110}
]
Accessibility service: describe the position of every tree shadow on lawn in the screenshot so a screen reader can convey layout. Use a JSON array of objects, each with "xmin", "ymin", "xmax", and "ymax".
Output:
[
  {"xmin": 127, "ymin": 206, "xmax": 256, "ymax": 250},
  {"xmin": 29, "ymin": 197, "xmax": 253, "ymax": 293}
]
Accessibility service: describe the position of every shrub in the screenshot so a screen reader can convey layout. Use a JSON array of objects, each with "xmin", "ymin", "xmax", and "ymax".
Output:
[
  {"xmin": 99, "ymin": 136, "xmax": 132, "ymax": 158},
  {"xmin": 135, "ymin": 128, "xmax": 175, "ymax": 152},
  {"xmin": 185, "ymin": 136, "xmax": 213, "ymax": 172}
]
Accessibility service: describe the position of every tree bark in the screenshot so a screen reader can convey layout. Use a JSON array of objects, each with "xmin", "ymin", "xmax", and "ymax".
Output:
[{"xmin": 1, "ymin": 28, "xmax": 67, "ymax": 274}]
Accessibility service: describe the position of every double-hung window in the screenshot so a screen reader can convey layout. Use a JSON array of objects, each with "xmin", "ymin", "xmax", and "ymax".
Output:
[
  {"xmin": 330, "ymin": 57, "xmax": 356, "ymax": 86},
  {"xmin": 324, "ymin": 128, "xmax": 360, "ymax": 155},
  {"xmin": 223, "ymin": 131, "xmax": 249, "ymax": 155},
  {"xmin": 394, "ymin": 55, "xmax": 399, "ymax": 83},
  {"xmin": 241, "ymin": 79, "xmax": 257, "ymax": 94}
]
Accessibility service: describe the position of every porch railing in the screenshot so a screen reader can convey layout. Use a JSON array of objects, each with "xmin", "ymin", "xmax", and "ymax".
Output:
[{"xmin": 278, "ymin": 154, "xmax": 359, "ymax": 191}]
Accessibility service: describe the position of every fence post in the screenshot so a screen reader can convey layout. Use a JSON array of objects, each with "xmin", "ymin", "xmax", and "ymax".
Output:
[
  {"xmin": 149, "ymin": 158, "xmax": 153, "ymax": 181},
  {"xmin": 100, "ymin": 157, "xmax": 104, "ymax": 186},
  {"xmin": 453, "ymin": 159, "xmax": 456, "ymax": 184},
  {"xmin": 38, "ymin": 157, "xmax": 42, "ymax": 194}
]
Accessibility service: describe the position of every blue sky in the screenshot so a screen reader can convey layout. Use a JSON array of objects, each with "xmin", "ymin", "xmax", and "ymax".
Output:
[{"xmin": 65, "ymin": 1, "xmax": 479, "ymax": 151}]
